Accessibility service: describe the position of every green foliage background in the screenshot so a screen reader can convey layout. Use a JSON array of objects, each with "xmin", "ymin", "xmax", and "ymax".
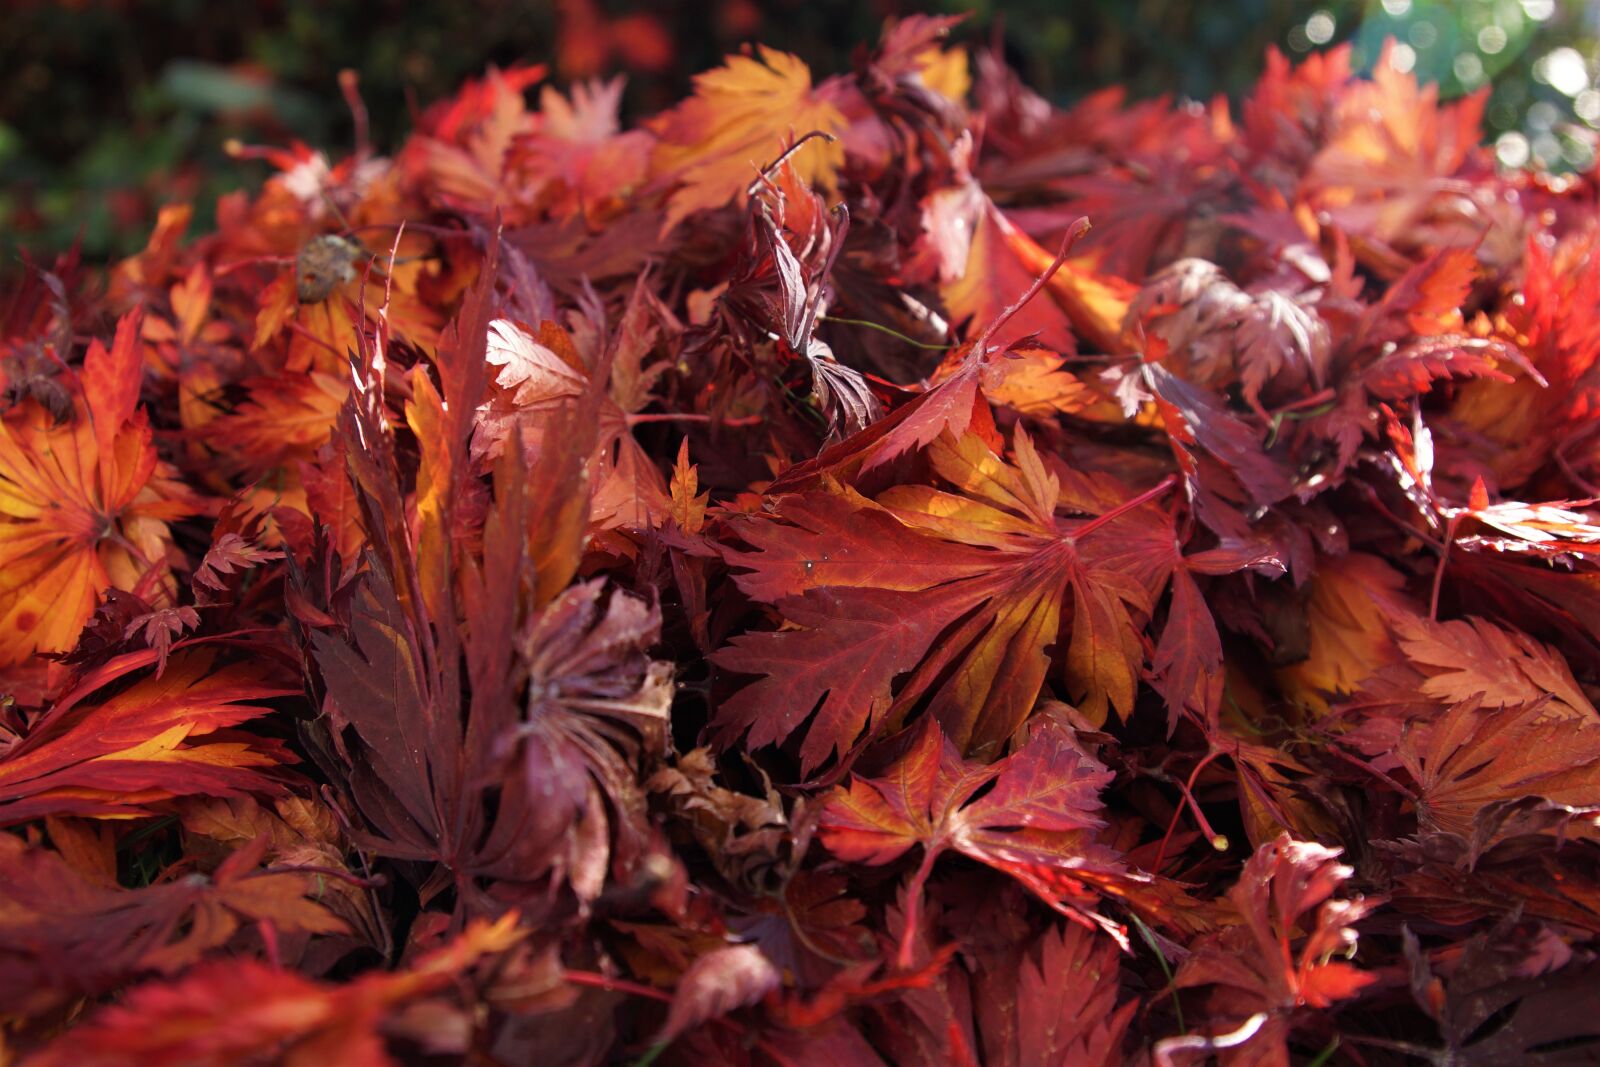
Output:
[{"xmin": 1, "ymin": 0, "xmax": 1595, "ymax": 260}]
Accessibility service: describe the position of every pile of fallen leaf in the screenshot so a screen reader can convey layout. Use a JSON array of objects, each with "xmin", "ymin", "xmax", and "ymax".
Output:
[{"xmin": 4, "ymin": 16, "xmax": 1600, "ymax": 1065}]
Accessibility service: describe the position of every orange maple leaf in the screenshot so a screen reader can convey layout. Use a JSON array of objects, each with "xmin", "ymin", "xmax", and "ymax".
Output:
[
  {"xmin": 0, "ymin": 312, "xmax": 198, "ymax": 665},
  {"xmin": 649, "ymin": 46, "xmax": 847, "ymax": 233}
]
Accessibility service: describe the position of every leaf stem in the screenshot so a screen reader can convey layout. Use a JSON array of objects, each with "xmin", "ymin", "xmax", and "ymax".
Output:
[
  {"xmin": 1129, "ymin": 912, "xmax": 1186, "ymax": 1034},
  {"xmin": 563, "ymin": 970, "xmax": 675, "ymax": 1004},
  {"xmin": 819, "ymin": 315, "xmax": 951, "ymax": 350},
  {"xmin": 974, "ymin": 217, "xmax": 1091, "ymax": 355},
  {"xmin": 896, "ymin": 847, "xmax": 941, "ymax": 971},
  {"xmin": 1319, "ymin": 742, "xmax": 1418, "ymax": 802},
  {"xmin": 746, "ymin": 130, "xmax": 839, "ymax": 196},
  {"xmin": 1269, "ymin": 388, "xmax": 1337, "ymax": 416},
  {"xmin": 1172, "ymin": 767, "xmax": 1230, "ymax": 854},
  {"xmin": 1305, "ymin": 1036, "xmax": 1340, "ymax": 1067},
  {"xmin": 257, "ymin": 863, "xmax": 388, "ymax": 889},
  {"xmin": 1073, "ymin": 474, "xmax": 1179, "ymax": 540},
  {"xmin": 1429, "ymin": 512, "xmax": 1461, "ymax": 621},
  {"xmin": 630, "ymin": 1043, "xmax": 669, "ymax": 1067},
  {"xmin": 626, "ymin": 412, "xmax": 765, "ymax": 428},
  {"xmin": 1152, "ymin": 746, "xmax": 1228, "ymax": 872}
]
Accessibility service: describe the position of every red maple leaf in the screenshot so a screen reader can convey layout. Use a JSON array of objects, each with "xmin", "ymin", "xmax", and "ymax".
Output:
[{"xmin": 819, "ymin": 714, "xmax": 1130, "ymax": 966}]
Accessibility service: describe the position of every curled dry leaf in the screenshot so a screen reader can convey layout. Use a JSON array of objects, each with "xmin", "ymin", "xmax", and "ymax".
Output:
[{"xmin": 657, "ymin": 943, "xmax": 782, "ymax": 1044}]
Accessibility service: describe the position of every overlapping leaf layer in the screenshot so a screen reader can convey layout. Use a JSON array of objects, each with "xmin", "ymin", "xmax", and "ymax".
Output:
[{"xmin": 4, "ymin": 20, "xmax": 1600, "ymax": 1065}]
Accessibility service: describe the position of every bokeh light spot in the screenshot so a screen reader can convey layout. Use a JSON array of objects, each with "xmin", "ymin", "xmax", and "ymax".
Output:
[
  {"xmin": 1577, "ymin": 88, "xmax": 1600, "ymax": 124},
  {"xmin": 1454, "ymin": 52, "xmax": 1486, "ymax": 85},
  {"xmin": 1306, "ymin": 11, "xmax": 1336, "ymax": 46},
  {"xmin": 1539, "ymin": 46, "xmax": 1589, "ymax": 97},
  {"xmin": 1521, "ymin": 0, "xmax": 1555, "ymax": 22},
  {"xmin": 1496, "ymin": 130, "xmax": 1531, "ymax": 166}
]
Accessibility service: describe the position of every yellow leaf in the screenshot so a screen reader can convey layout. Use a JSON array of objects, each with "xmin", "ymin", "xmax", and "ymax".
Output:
[{"xmin": 649, "ymin": 47, "xmax": 846, "ymax": 233}]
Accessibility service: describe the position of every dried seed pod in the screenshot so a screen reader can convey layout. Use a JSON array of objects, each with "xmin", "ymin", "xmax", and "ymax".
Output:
[{"xmin": 294, "ymin": 234, "xmax": 365, "ymax": 303}]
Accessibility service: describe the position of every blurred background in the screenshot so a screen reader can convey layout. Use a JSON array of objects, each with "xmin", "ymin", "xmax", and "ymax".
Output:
[{"xmin": 3, "ymin": 0, "xmax": 1599, "ymax": 260}]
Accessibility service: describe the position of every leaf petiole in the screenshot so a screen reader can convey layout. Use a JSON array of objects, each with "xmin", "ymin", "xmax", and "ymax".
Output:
[
  {"xmin": 818, "ymin": 315, "xmax": 951, "ymax": 349},
  {"xmin": 1305, "ymin": 1036, "xmax": 1340, "ymax": 1067},
  {"xmin": 1130, "ymin": 912, "xmax": 1187, "ymax": 1035}
]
